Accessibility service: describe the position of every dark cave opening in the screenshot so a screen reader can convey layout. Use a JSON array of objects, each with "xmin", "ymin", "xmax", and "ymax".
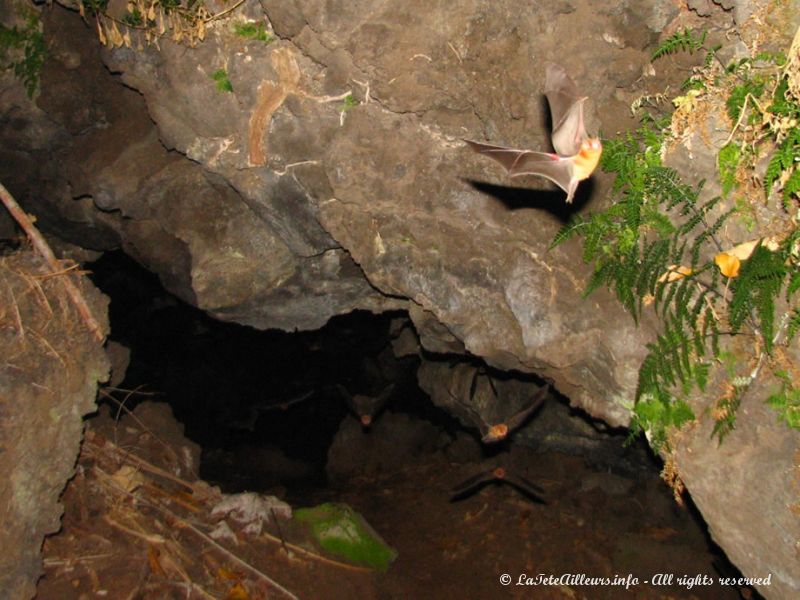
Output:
[
  {"xmin": 87, "ymin": 249, "xmax": 461, "ymax": 496},
  {"xmin": 81, "ymin": 249, "xmax": 759, "ymax": 599}
]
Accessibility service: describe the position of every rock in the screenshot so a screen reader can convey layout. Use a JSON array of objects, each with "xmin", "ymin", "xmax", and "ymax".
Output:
[
  {"xmin": 1, "ymin": 0, "xmax": 798, "ymax": 596},
  {"xmin": 105, "ymin": 340, "xmax": 130, "ymax": 388},
  {"xmin": 579, "ymin": 472, "xmax": 636, "ymax": 496},
  {"xmin": 0, "ymin": 251, "xmax": 109, "ymax": 600},
  {"xmin": 327, "ymin": 412, "xmax": 449, "ymax": 483}
]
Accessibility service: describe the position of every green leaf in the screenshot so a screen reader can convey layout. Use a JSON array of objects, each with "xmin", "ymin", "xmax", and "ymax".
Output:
[
  {"xmin": 718, "ymin": 142, "xmax": 740, "ymax": 197},
  {"xmin": 294, "ymin": 503, "xmax": 397, "ymax": 571},
  {"xmin": 652, "ymin": 29, "xmax": 707, "ymax": 60}
]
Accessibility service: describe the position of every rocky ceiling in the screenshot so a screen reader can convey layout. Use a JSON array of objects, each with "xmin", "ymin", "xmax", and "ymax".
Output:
[{"xmin": 1, "ymin": 0, "xmax": 799, "ymax": 598}]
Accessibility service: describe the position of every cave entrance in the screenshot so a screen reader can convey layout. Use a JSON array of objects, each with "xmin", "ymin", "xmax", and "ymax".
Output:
[{"xmin": 42, "ymin": 249, "xmax": 757, "ymax": 599}]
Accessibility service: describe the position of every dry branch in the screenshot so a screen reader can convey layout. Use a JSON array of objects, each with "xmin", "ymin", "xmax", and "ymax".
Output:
[{"xmin": 0, "ymin": 181, "xmax": 105, "ymax": 341}]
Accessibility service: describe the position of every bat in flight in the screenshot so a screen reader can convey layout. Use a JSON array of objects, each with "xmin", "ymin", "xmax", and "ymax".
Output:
[
  {"xmin": 450, "ymin": 466, "xmax": 547, "ymax": 503},
  {"xmin": 461, "ymin": 383, "xmax": 548, "ymax": 444},
  {"xmin": 465, "ymin": 63, "xmax": 602, "ymax": 203},
  {"xmin": 337, "ymin": 383, "xmax": 394, "ymax": 427}
]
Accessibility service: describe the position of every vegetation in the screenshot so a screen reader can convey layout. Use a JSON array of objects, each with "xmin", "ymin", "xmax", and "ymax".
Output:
[
  {"xmin": 211, "ymin": 68, "xmax": 232, "ymax": 93},
  {"xmin": 552, "ymin": 30, "xmax": 800, "ymax": 450},
  {"xmin": 341, "ymin": 93, "xmax": 359, "ymax": 111},
  {"xmin": 0, "ymin": 12, "xmax": 45, "ymax": 98},
  {"xmin": 651, "ymin": 28, "xmax": 707, "ymax": 60},
  {"xmin": 233, "ymin": 21, "xmax": 273, "ymax": 43},
  {"xmin": 74, "ymin": 0, "xmax": 236, "ymax": 48}
]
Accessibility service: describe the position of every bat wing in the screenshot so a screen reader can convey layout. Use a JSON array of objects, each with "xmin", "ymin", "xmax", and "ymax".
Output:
[
  {"xmin": 450, "ymin": 468, "xmax": 496, "ymax": 500},
  {"xmin": 504, "ymin": 384, "xmax": 549, "ymax": 432},
  {"xmin": 465, "ymin": 140, "xmax": 576, "ymax": 197},
  {"xmin": 503, "ymin": 471, "xmax": 547, "ymax": 503},
  {"xmin": 376, "ymin": 383, "xmax": 395, "ymax": 403},
  {"xmin": 544, "ymin": 63, "xmax": 588, "ymax": 158},
  {"xmin": 458, "ymin": 400, "xmax": 491, "ymax": 439}
]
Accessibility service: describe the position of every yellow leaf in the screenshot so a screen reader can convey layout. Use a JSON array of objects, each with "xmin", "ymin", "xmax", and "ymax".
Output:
[
  {"xmin": 110, "ymin": 22, "xmax": 124, "ymax": 48},
  {"xmin": 714, "ymin": 252, "xmax": 741, "ymax": 278},
  {"xmin": 657, "ymin": 264, "xmax": 693, "ymax": 283},
  {"xmin": 723, "ymin": 236, "xmax": 781, "ymax": 261},
  {"xmin": 96, "ymin": 20, "xmax": 107, "ymax": 46},
  {"xmin": 110, "ymin": 465, "xmax": 146, "ymax": 492},
  {"xmin": 225, "ymin": 582, "xmax": 249, "ymax": 600}
]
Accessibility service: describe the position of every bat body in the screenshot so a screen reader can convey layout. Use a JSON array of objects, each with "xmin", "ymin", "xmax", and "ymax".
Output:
[
  {"xmin": 465, "ymin": 63, "xmax": 602, "ymax": 203},
  {"xmin": 463, "ymin": 384, "xmax": 548, "ymax": 444},
  {"xmin": 338, "ymin": 384, "xmax": 394, "ymax": 427},
  {"xmin": 451, "ymin": 466, "xmax": 546, "ymax": 503}
]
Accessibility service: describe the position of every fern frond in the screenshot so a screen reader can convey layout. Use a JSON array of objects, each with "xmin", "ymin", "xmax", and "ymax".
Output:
[
  {"xmin": 787, "ymin": 307, "xmax": 800, "ymax": 343},
  {"xmin": 549, "ymin": 216, "xmax": 590, "ymax": 249},
  {"xmin": 765, "ymin": 128, "xmax": 800, "ymax": 197},
  {"xmin": 728, "ymin": 244, "xmax": 786, "ymax": 351},
  {"xmin": 652, "ymin": 28, "xmax": 707, "ymax": 60}
]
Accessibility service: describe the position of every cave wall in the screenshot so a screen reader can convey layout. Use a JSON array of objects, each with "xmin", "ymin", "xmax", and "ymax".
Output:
[
  {"xmin": 1, "ymin": 0, "xmax": 674, "ymax": 426},
  {"xmin": 0, "ymin": 251, "xmax": 109, "ymax": 599},
  {"xmin": 1, "ymin": 1, "xmax": 799, "ymax": 598}
]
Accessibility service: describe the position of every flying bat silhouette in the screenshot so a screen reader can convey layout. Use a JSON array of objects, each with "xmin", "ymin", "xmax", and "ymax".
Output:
[
  {"xmin": 465, "ymin": 63, "xmax": 602, "ymax": 203},
  {"xmin": 461, "ymin": 383, "xmax": 549, "ymax": 444},
  {"xmin": 336, "ymin": 383, "xmax": 394, "ymax": 427},
  {"xmin": 450, "ymin": 466, "xmax": 547, "ymax": 503}
]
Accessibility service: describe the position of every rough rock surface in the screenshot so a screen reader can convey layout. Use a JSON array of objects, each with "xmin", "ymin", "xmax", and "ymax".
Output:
[
  {"xmin": 1, "ymin": 1, "xmax": 799, "ymax": 598},
  {"xmin": 1, "ymin": 0, "xmax": 670, "ymax": 426},
  {"xmin": 661, "ymin": 64, "xmax": 800, "ymax": 597},
  {"xmin": 0, "ymin": 251, "xmax": 109, "ymax": 599}
]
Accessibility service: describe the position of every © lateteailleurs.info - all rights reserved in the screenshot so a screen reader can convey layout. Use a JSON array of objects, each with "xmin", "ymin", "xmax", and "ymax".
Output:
[{"xmin": 500, "ymin": 572, "xmax": 773, "ymax": 590}]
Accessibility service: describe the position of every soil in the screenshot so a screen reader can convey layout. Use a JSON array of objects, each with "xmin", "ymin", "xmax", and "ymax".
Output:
[{"xmin": 38, "ymin": 408, "xmax": 753, "ymax": 600}]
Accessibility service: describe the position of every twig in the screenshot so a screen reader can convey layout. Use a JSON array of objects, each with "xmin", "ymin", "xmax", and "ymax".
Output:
[
  {"xmin": 85, "ymin": 433, "xmax": 200, "ymax": 493},
  {"xmin": 103, "ymin": 514, "xmax": 166, "ymax": 545},
  {"xmin": 270, "ymin": 508, "xmax": 291, "ymax": 557},
  {"xmin": 4, "ymin": 281, "xmax": 24, "ymax": 336},
  {"xmin": 258, "ymin": 528, "xmax": 371, "ymax": 572},
  {"xmin": 0, "ymin": 182, "xmax": 104, "ymax": 341},
  {"xmin": 173, "ymin": 515, "xmax": 299, "ymax": 600},
  {"xmin": 204, "ymin": 0, "xmax": 247, "ymax": 23}
]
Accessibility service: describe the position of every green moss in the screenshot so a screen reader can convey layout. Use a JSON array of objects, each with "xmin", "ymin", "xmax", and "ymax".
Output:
[
  {"xmin": 294, "ymin": 503, "xmax": 397, "ymax": 571},
  {"xmin": 210, "ymin": 68, "xmax": 233, "ymax": 93},
  {"xmin": 233, "ymin": 21, "xmax": 273, "ymax": 43}
]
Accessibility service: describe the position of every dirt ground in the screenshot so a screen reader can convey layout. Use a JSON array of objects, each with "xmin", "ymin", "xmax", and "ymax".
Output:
[{"xmin": 37, "ymin": 404, "xmax": 754, "ymax": 600}]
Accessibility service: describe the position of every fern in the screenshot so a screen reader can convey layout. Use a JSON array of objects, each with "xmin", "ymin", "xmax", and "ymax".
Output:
[
  {"xmin": 728, "ymin": 244, "xmax": 786, "ymax": 352},
  {"xmin": 630, "ymin": 394, "xmax": 695, "ymax": 451},
  {"xmin": 0, "ymin": 14, "xmax": 44, "ymax": 98},
  {"xmin": 726, "ymin": 79, "xmax": 765, "ymax": 122},
  {"xmin": 552, "ymin": 37, "xmax": 800, "ymax": 449},
  {"xmin": 786, "ymin": 307, "xmax": 800, "ymax": 342},
  {"xmin": 652, "ymin": 29, "xmax": 707, "ymax": 60},
  {"xmin": 717, "ymin": 142, "xmax": 740, "ymax": 197},
  {"xmin": 711, "ymin": 387, "xmax": 743, "ymax": 442},
  {"xmin": 765, "ymin": 128, "xmax": 800, "ymax": 199}
]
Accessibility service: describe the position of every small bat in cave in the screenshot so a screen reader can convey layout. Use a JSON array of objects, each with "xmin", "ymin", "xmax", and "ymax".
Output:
[
  {"xmin": 450, "ymin": 466, "xmax": 546, "ymax": 503},
  {"xmin": 464, "ymin": 63, "xmax": 602, "ymax": 203},
  {"xmin": 461, "ymin": 383, "xmax": 548, "ymax": 444},
  {"xmin": 337, "ymin": 383, "xmax": 395, "ymax": 427}
]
